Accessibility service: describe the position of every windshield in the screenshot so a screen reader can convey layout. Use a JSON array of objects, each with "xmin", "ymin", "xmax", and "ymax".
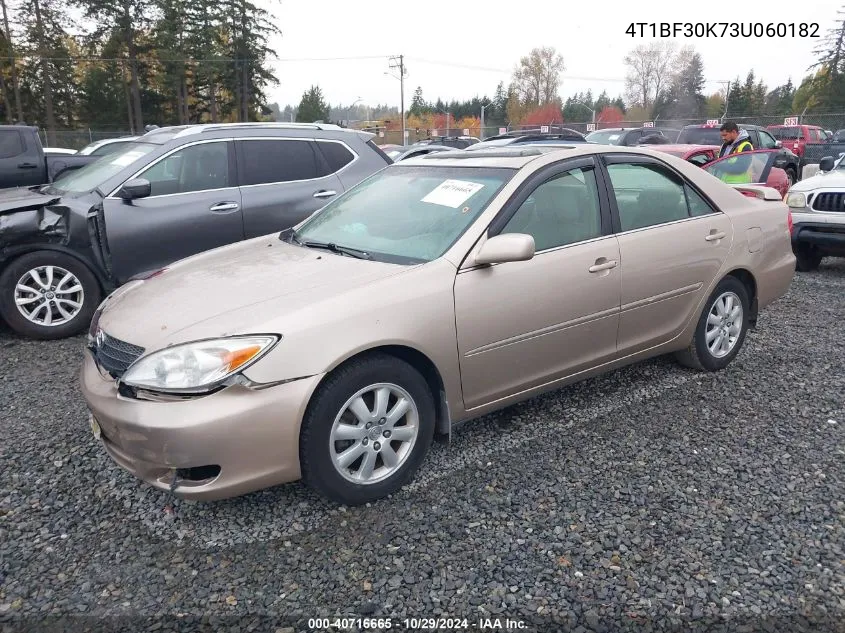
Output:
[
  {"xmin": 294, "ymin": 165, "xmax": 515, "ymax": 264},
  {"xmin": 704, "ymin": 151, "xmax": 772, "ymax": 183},
  {"xmin": 585, "ymin": 130, "xmax": 623, "ymax": 145},
  {"xmin": 464, "ymin": 139, "xmax": 515, "ymax": 150},
  {"xmin": 677, "ymin": 127, "xmax": 722, "ymax": 145},
  {"xmin": 44, "ymin": 142, "xmax": 159, "ymax": 194},
  {"xmin": 769, "ymin": 126, "xmax": 801, "ymax": 140}
]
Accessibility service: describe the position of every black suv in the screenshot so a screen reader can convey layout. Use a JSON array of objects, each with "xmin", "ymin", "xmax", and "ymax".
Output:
[
  {"xmin": 677, "ymin": 123, "xmax": 801, "ymax": 184},
  {"xmin": 585, "ymin": 127, "xmax": 680, "ymax": 146}
]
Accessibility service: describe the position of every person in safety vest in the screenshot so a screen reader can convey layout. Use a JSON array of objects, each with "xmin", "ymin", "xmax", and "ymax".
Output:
[{"xmin": 717, "ymin": 121, "xmax": 754, "ymax": 184}]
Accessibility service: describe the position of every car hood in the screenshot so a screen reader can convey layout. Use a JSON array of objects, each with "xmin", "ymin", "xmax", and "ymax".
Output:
[
  {"xmin": 790, "ymin": 168, "xmax": 845, "ymax": 192},
  {"xmin": 97, "ymin": 235, "xmax": 414, "ymax": 350},
  {"xmin": 0, "ymin": 186, "xmax": 60, "ymax": 215}
]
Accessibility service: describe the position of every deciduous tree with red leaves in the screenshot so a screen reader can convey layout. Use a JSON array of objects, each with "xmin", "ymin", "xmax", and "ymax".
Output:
[
  {"xmin": 597, "ymin": 106, "xmax": 624, "ymax": 124},
  {"xmin": 522, "ymin": 103, "xmax": 563, "ymax": 126}
]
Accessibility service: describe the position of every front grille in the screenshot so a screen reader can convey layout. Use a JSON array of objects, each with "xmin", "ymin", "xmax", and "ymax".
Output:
[
  {"xmin": 93, "ymin": 331, "xmax": 145, "ymax": 379},
  {"xmin": 812, "ymin": 192, "xmax": 845, "ymax": 212}
]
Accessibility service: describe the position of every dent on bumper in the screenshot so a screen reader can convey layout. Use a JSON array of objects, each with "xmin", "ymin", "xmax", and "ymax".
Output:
[{"xmin": 80, "ymin": 353, "xmax": 324, "ymax": 500}]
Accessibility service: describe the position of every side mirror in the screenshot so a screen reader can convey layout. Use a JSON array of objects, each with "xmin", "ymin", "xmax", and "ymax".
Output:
[
  {"xmin": 775, "ymin": 140, "xmax": 783, "ymax": 149},
  {"xmin": 116, "ymin": 178, "xmax": 151, "ymax": 201},
  {"xmin": 819, "ymin": 156, "xmax": 835, "ymax": 172},
  {"xmin": 474, "ymin": 233, "xmax": 535, "ymax": 266}
]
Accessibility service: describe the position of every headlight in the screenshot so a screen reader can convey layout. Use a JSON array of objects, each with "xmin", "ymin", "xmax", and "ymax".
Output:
[
  {"xmin": 121, "ymin": 335, "xmax": 279, "ymax": 393},
  {"xmin": 786, "ymin": 192, "xmax": 807, "ymax": 208}
]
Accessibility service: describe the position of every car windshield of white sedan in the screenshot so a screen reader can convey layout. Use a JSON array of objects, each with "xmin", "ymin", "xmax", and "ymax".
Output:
[
  {"xmin": 294, "ymin": 165, "xmax": 515, "ymax": 264},
  {"xmin": 46, "ymin": 142, "xmax": 159, "ymax": 194}
]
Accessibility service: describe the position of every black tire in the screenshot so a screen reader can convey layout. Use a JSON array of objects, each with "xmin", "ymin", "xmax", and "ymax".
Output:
[
  {"xmin": 0, "ymin": 251, "xmax": 101, "ymax": 340},
  {"xmin": 786, "ymin": 167, "xmax": 797, "ymax": 187},
  {"xmin": 675, "ymin": 276, "xmax": 750, "ymax": 372},
  {"xmin": 794, "ymin": 245, "xmax": 823, "ymax": 272},
  {"xmin": 300, "ymin": 353, "xmax": 435, "ymax": 505}
]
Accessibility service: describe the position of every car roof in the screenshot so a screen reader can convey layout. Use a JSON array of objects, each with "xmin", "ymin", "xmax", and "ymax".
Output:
[
  {"xmin": 647, "ymin": 144, "xmax": 719, "ymax": 153},
  {"xmin": 398, "ymin": 144, "xmax": 705, "ymax": 170},
  {"xmin": 140, "ymin": 122, "xmax": 374, "ymax": 143}
]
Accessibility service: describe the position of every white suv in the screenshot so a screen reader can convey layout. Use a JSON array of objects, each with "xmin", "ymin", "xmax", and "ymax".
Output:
[{"xmin": 785, "ymin": 153, "xmax": 845, "ymax": 271}]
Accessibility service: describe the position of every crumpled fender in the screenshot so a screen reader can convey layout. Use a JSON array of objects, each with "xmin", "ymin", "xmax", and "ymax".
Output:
[{"xmin": 0, "ymin": 204, "xmax": 69, "ymax": 248}]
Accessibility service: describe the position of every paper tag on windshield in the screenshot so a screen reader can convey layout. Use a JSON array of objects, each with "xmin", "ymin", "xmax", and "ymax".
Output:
[
  {"xmin": 110, "ymin": 151, "xmax": 145, "ymax": 167},
  {"xmin": 422, "ymin": 180, "xmax": 485, "ymax": 208}
]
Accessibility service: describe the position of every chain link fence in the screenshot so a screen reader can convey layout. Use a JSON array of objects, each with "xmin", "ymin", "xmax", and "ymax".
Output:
[{"xmin": 38, "ymin": 129, "xmax": 135, "ymax": 150}]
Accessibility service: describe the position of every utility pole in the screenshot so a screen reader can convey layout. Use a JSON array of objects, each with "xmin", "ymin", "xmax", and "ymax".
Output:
[
  {"xmin": 480, "ymin": 104, "xmax": 486, "ymax": 140},
  {"xmin": 389, "ymin": 55, "xmax": 407, "ymax": 146}
]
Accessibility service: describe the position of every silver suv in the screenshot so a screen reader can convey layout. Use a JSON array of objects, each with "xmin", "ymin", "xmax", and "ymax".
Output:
[
  {"xmin": 786, "ymin": 153, "xmax": 845, "ymax": 271},
  {"xmin": 0, "ymin": 123, "xmax": 391, "ymax": 340}
]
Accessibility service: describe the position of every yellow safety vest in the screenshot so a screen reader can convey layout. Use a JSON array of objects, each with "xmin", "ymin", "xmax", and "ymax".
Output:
[{"xmin": 721, "ymin": 140, "xmax": 754, "ymax": 183}]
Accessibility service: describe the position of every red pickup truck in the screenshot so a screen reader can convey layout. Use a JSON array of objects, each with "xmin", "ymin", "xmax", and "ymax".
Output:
[{"xmin": 766, "ymin": 124, "xmax": 826, "ymax": 158}]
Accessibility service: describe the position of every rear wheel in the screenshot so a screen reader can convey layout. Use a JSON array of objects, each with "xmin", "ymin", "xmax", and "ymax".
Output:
[
  {"xmin": 299, "ymin": 354, "xmax": 435, "ymax": 505},
  {"xmin": 675, "ymin": 276, "xmax": 750, "ymax": 372},
  {"xmin": 0, "ymin": 251, "xmax": 101, "ymax": 340},
  {"xmin": 794, "ymin": 245, "xmax": 823, "ymax": 272}
]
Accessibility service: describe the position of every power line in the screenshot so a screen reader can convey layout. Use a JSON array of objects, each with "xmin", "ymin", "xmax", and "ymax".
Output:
[
  {"xmin": 405, "ymin": 56, "xmax": 731, "ymax": 85},
  {"xmin": 0, "ymin": 54, "xmax": 393, "ymax": 63}
]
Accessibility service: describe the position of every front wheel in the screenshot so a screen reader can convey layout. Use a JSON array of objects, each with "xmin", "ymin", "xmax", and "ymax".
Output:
[
  {"xmin": 675, "ymin": 277, "xmax": 750, "ymax": 372},
  {"xmin": 785, "ymin": 167, "xmax": 797, "ymax": 187},
  {"xmin": 0, "ymin": 251, "xmax": 101, "ymax": 340},
  {"xmin": 299, "ymin": 354, "xmax": 435, "ymax": 505},
  {"xmin": 794, "ymin": 245, "xmax": 823, "ymax": 272}
]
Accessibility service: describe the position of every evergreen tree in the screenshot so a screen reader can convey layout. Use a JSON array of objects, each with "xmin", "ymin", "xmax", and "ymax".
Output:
[
  {"xmin": 296, "ymin": 85, "xmax": 329, "ymax": 122},
  {"xmin": 409, "ymin": 86, "xmax": 426, "ymax": 117}
]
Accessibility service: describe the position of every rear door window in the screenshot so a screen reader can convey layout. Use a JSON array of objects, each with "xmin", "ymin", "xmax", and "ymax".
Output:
[
  {"xmin": 0, "ymin": 130, "xmax": 25, "ymax": 158},
  {"xmin": 237, "ymin": 139, "xmax": 321, "ymax": 186}
]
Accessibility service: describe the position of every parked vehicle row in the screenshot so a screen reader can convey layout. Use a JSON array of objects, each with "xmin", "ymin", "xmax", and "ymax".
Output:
[
  {"xmin": 78, "ymin": 136, "xmax": 796, "ymax": 505},
  {"xmin": 0, "ymin": 123, "xmax": 391, "ymax": 339}
]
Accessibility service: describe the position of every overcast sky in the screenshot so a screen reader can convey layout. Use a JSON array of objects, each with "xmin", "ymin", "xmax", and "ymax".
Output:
[{"xmin": 261, "ymin": 0, "xmax": 840, "ymax": 110}]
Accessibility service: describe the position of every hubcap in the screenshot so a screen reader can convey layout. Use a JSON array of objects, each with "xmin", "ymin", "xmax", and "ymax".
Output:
[
  {"xmin": 329, "ymin": 383, "xmax": 419, "ymax": 485},
  {"xmin": 14, "ymin": 266, "xmax": 84, "ymax": 327},
  {"xmin": 705, "ymin": 291, "xmax": 743, "ymax": 358}
]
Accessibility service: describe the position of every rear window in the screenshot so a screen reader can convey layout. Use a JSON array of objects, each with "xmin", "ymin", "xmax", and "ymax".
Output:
[
  {"xmin": 367, "ymin": 140, "xmax": 393, "ymax": 164},
  {"xmin": 677, "ymin": 127, "xmax": 721, "ymax": 145},
  {"xmin": 769, "ymin": 126, "xmax": 802, "ymax": 140}
]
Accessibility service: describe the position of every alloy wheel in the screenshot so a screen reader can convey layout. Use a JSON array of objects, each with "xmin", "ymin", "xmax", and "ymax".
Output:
[
  {"xmin": 14, "ymin": 265, "xmax": 85, "ymax": 327},
  {"xmin": 329, "ymin": 383, "xmax": 420, "ymax": 485},
  {"xmin": 705, "ymin": 291, "xmax": 743, "ymax": 358}
]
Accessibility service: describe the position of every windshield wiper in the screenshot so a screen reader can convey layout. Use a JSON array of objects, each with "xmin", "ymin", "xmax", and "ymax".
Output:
[
  {"xmin": 301, "ymin": 239, "xmax": 372, "ymax": 260},
  {"xmin": 279, "ymin": 228, "xmax": 372, "ymax": 260}
]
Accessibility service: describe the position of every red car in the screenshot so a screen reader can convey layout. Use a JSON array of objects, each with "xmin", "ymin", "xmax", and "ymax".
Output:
[
  {"xmin": 646, "ymin": 144, "xmax": 719, "ymax": 166},
  {"xmin": 766, "ymin": 124, "xmax": 827, "ymax": 158},
  {"xmin": 647, "ymin": 146, "xmax": 790, "ymax": 198}
]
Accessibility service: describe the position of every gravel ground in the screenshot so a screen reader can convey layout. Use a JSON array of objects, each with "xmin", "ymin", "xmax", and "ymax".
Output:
[{"xmin": 1, "ymin": 262, "xmax": 844, "ymax": 633}]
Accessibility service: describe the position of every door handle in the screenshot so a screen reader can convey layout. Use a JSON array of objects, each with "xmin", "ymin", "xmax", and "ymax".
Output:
[
  {"xmin": 705, "ymin": 231, "xmax": 726, "ymax": 242},
  {"xmin": 209, "ymin": 202, "xmax": 240, "ymax": 213},
  {"xmin": 588, "ymin": 258, "xmax": 618, "ymax": 273},
  {"xmin": 18, "ymin": 162, "xmax": 37, "ymax": 169},
  {"xmin": 313, "ymin": 190, "xmax": 337, "ymax": 199}
]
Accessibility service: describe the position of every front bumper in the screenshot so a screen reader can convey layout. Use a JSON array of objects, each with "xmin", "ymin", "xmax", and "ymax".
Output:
[
  {"xmin": 80, "ymin": 352, "xmax": 324, "ymax": 500},
  {"xmin": 791, "ymin": 217, "xmax": 845, "ymax": 254}
]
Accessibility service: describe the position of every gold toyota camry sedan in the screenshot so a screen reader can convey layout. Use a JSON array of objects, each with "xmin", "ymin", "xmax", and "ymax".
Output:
[{"xmin": 80, "ymin": 145, "xmax": 796, "ymax": 505}]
